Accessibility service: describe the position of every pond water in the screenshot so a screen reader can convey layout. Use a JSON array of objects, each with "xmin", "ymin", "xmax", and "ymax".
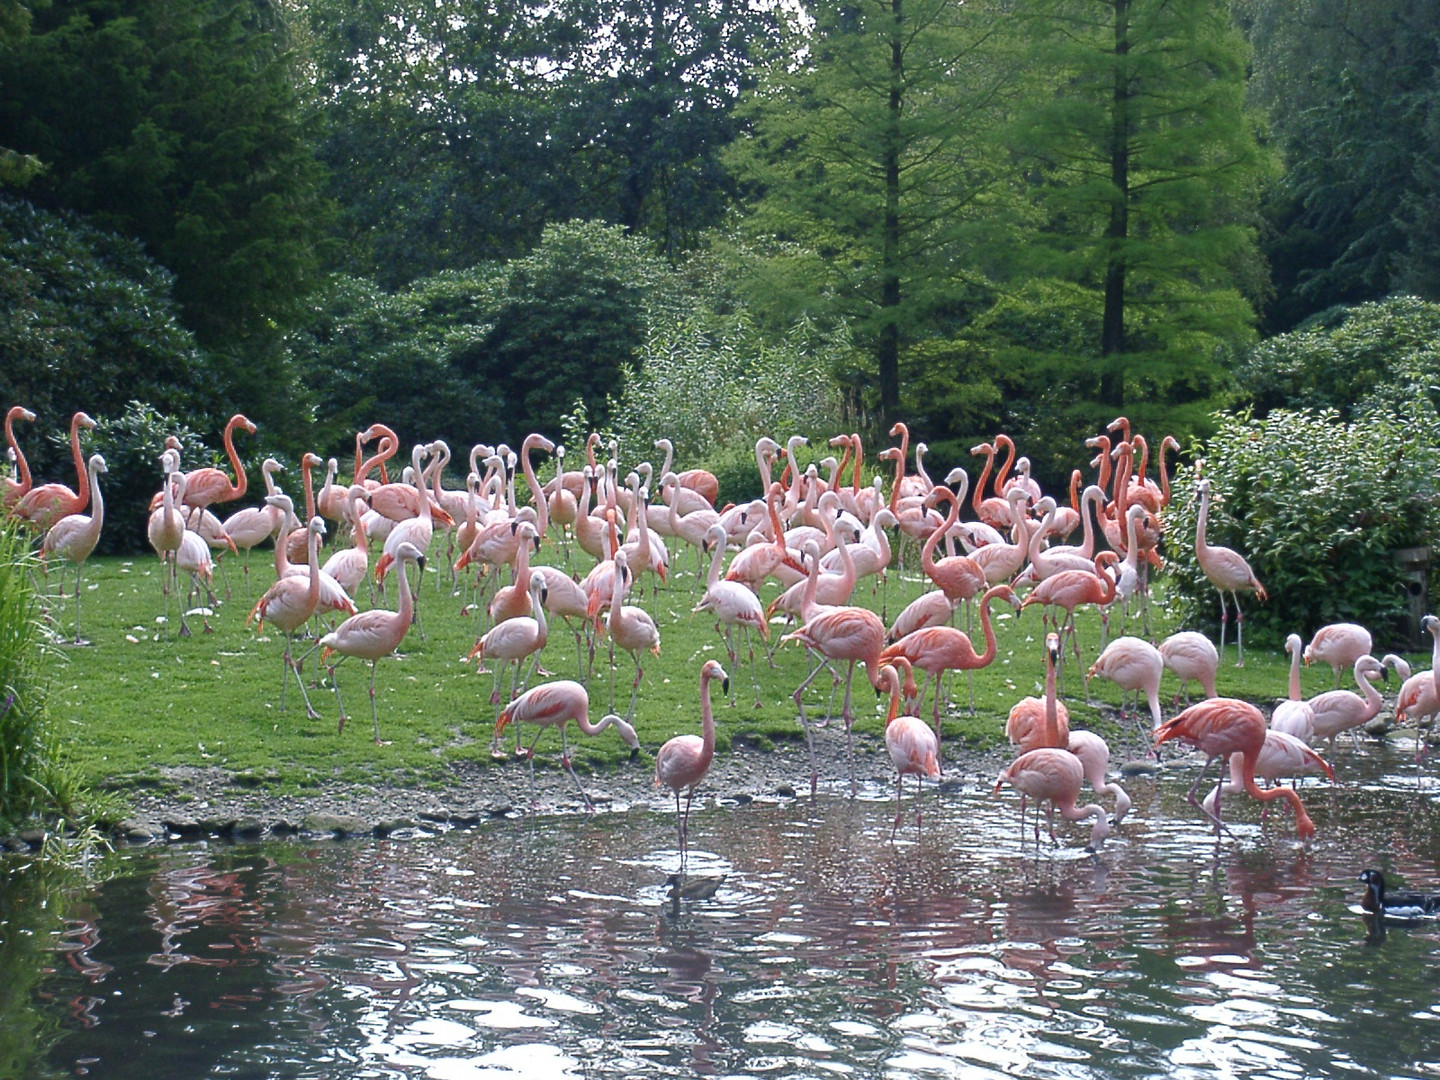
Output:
[{"xmin": 6, "ymin": 743, "xmax": 1440, "ymax": 1080}]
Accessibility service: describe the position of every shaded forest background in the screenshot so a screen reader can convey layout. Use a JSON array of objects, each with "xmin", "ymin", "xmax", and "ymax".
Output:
[{"xmin": 3, "ymin": 0, "xmax": 1440, "ymax": 534}]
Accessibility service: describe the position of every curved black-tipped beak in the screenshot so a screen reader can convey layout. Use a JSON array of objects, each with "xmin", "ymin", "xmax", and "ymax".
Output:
[
  {"xmin": 532, "ymin": 535, "xmax": 541, "ymax": 553},
  {"xmin": 417, "ymin": 555, "xmax": 427, "ymax": 573},
  {"xmin": 722, "ymin": 677, "xmax": 731, "ymax": 696},
  {"xmin": 509, "ymin": 520, "xmax": 519, "ymax": 536},
  {"xmin": 540, "ymin": 584, "xmax": 549, "ymax": 606},
  {"xmin": 628, "ymin": 746, "xmax": 640, "ymax": 762}
]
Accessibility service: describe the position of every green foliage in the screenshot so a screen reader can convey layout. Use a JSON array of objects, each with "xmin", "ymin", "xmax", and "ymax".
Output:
[
  {"xmin": 1234, "ymin": 296, "xmax": 1440, "ymax": 419},
  {"xmin": 87, "ymin": 402, "xmax": 206, "ymax": 556},
  {"xmin": 0, "ymin": 521, "xmax": 77, "ymax": 828},
  {"xmin": 0, "ymin": 196, "xmax": 220, "ymax": 484},
  {"xmin": 1164, "ymin": 407, "xmax": 1440, "ymax": 648}
]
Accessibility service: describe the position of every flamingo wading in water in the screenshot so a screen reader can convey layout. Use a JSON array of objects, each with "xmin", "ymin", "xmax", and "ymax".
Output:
[{"xmin": 655, "ymin": 659, "xmax": 727, "ymax": 870}]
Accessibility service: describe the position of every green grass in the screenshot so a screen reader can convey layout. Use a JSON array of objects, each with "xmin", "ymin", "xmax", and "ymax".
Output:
[{"xmin": 31, "ymin": 540, "xmax": 1406, "ymax": 816}]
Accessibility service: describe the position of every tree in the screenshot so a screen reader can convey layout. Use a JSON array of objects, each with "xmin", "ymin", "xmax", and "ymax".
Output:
[
  {"xmin": 728, "ymin": 0, "xmax": 1022, "ymax": 429},
  {"xmin": 1239, "ymin": 0, "xmax": 1440, "ymax": 330},
  {"xmin": 1008, "ymin": 0, "xmax": 1272, "ymax": 411}
]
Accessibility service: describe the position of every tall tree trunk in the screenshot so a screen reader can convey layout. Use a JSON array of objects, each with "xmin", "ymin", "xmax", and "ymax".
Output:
[
  {"xmin": 1100, "ymin": 0, "xmax": 1130, "ymax": 409},
  {"xmin": 879, "ymin": 0, "xmax": 904, "ymax": 428}
]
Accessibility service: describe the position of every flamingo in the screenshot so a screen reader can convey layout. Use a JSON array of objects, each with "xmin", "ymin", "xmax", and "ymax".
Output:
[
  {"xmin": 654, "ymin": 437, "xmax": 719, "ymax": 507},
  {"xmin": 39, "ymin": 453, "xmax": 106, "ymax": 643},
  {"xmin": 265, "ymin": 493, "xmax": 359, "ymax": 621},
  {"xmin": 1201, "ymin": 731, "xmax": 1334, "ymax": 821},
  {"xmin": 693, "ymin": 524, "xmax": 769, "ymax": 708},
  {"xmin": 470, "ymin": 576, "xmax": 551, "ymax": 737},
  {"xmin": 603, "ymin": 548, "xmax": 661, "ymax": 723},
  {"xmin": 995, "ymin": 749, "xmax": 1109, "ymax": 852},
  {"xmin": 15, "ymin": 411, "xmax": 96, "ymax": 533},
  {"xmin": 880, "ymin": 583, "xmax": 1020, "ymax": 731},
  {"xmin": 247, "ymin": 516, "xmax": 328, "ymax": 718},
  {"xmin": 1020, "ymin": 551, "xmax": 1119, "ymax": 675},
  {"xmin": 920, "ymin": 485, "xmax": 985, "ymax": 608},
  {"xmin": 1154, "ymin": 697, "xmax": 1316, "ymax": 840},
  {"xmin": 178, "ymin": 413, "xmax": 255, "ymax": 521},
  {"xmin": 320, "ymin": 540, "xmax": 425, "ymax": 743},
  {"xmin": 1087, "ymin": 636, "xmax": 1164, "ymax": 734},
  {"xmin": 1195, "ymin": 478, "xmax": 1267, "ymax": 666},
  {"xmin": 147, "ymin": 463, "xmax": 186, "ymax": 629},
  {"xmin": 1304, "ymin": 622, "xmax": 1373, "ymax": 689},
  {"xmin": 221, "ymin": 457, "xmax": 286, "ymax": 596},
  {"xmin": 492, "ymin": 680, "xmax": 640, "ymax": 808},
  {"xmin": 655, "ymin": 659, "xmax": 727, "ymax": 869},
  {"xmin": 174, "ymin": 524, "xmax": 218, "ymax": 635},
  {"xmin": 887, "ymin": 589, "xmax": 956, "ymax": 644},
  {"xmin": 320, "ymin": 487, "xmax": 373, "ymax": 599},
  {"xmin": 1270, "ymin": 633, "xmax": 1316, "ymax": 740},
  {"xmin": 1396, "ymin": 615, "xmax": 1440, "ymax": 755},
  {"xmin": 1307, "ymin": 654, "xmax": 1386, "ymax": 753},
  {"xmin": 1006, "ymin": 634, "xmax": 1071, "ymax": 753},
  {"xmin": 880, "ymin": 658, "xmax": 942, "ymax": 839},
  {"xmin": 2, "ymin": 405, "xmax": 35, "ymax": 513},
  {"xmin": 488, "ymin": 521, "xmax": 542, "ymax": 625},
  {"xmin": 1158, "ymin": 631, "xmax": 1219, "ymax": 706}
]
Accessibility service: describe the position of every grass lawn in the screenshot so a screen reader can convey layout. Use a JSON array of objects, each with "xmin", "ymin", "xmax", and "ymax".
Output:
[{"xmin": 31, "ymin": 539, "xmax": 1380, "ymax": 813}]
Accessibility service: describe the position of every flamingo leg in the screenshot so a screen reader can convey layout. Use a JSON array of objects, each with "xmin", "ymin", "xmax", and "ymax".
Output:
[
  {"xmin": 558, "ymin": 724, "xmax": 595, "ymax": 811},
  {"xmin": 369, "ymin": 659, "xmax": 384, "ymax": 744},
  {"xmin": 1217, "ymin": 590, "xmax": 1229, "ymax": 664},
  {"xmin": 328, "ymin": 654, "xmax": 349, "ymax": 732},
  {"xmin": 1233, "ymin": 591, "xmax": 1245, "ymax": 667}
]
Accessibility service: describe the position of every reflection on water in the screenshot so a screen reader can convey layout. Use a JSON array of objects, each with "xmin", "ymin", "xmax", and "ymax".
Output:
[{"xmin": 7, "ymin": 747, "xmax": 1440, "ymax": 1079}]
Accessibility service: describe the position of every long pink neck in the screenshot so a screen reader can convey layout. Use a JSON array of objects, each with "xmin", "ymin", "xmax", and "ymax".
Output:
[
  {"xmin": 973, "ymin": 588, "xmax": 1001, "ymax": 669},
  {"xmin": 223, "ymin": 417, "xmax": 247, "ymax": 500},
  {"xmin": 6, "ymin": 410, "xmax": 31, "ymax": 490},
  {"xmin": 993, "ymin": 435, "xmax": 1015, "ymax": 497},
  {"xmin": 1044, "ymin": 651, "xmax": 1061, "ymax": 748},
  {"xmin": 521, "ymin": 436, "xmax": 549, "ymax": 538},
  {"xmin": 395, "ymin": 552, "xmax": 414, "ymax": 624},
  {"xmin": 699, "ymin": 670, "xmax": 717, "ymax": 764},
  {"xmin": 69, "ymin": 415, "xmax": 90, "ymax": 510},
  {"xmin": 921, "ymin": 489, "xmax": 961, "ymax": 571}
]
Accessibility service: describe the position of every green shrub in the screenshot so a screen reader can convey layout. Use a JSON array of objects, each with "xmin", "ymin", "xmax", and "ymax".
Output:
[
  {"xmin": 87, "ymin": 402, "xmax": 207, "ymax": 555},
  {"xmin": 1163, "ymin": 405, "xmax": 1440, "ymax": 648}
]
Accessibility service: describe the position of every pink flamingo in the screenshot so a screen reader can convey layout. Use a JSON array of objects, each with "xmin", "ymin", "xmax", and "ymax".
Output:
[
  {"xmin": 2, "ymin": 405, "xmax": 35, "ymax": 513},
  {"xmin": 1154, "ymin": 697, "xmax": 1316, "ymax": 840},
  {"xmin": 222, "ymin": 457, "xmax": 286, "ymax": 597},
  {"xmin": 39, "ymin": 453, "xmax": 106, "ymax": 643},
  {"xmin": 880, "ymin": 583, "xmax": 1020, "ymax": 731},
  {"xmin": 920, "ymin": 485, "xmax": 985, "ymax": 607},
  {"xmin": 470, "ymin": 576, "xmax": 551, "ymax": 738},
  {"xmin": 603, "ymin": 548, "xmax": 661, "ymax": 722},
  {"xmin": 654, "ymin": 437, "xmax": 719, "ymax": 507},
  {"xmin": 147, "ymin": 462, "xmax": 186, "ymax": 629},
  {"xmin": 178, "ymin": 413, "xmax": 255, "ymax": 520},
  {"xmin": 1195, "ymin": 478, "xmax": 1267, "ymax": 666},
  {"xmin": 492, "ymin": 680, "xmax": 640, "ymax": 808},
  {"xmin": 781, "ymin": 597, "xmax": 887, "ymax": 797},
  {"xmin": 1270, "ymin": 633, "xmax": 1316, "ymax": 740},
  {"xmin": 319, "ymin": 540, "xmax": 424, "ymax": 743},
  {"xmin": 1158, "ymin": 631, "xmax": 1219, "ymax": 705},
  {"xmin": 995, "ymin": 749, "xmax": 1110, "ymax": 852},
  {"xmin": 1304, "ymin": 622, "xmax": 1373, "ymax": 689},
  {"xmin": 1020, "ymin": 551, "xmax": 1119, "ymax": 673},
  {"xmin": 15, "ymin": 411, "xmax": 96, "ymax": 533},
  {"xmin": 1067, "ymin": 731, "xmax": 1132, "ymax": 826},
  {"xmin": 1201, "ymin": 730, "xmax": 1334, "ymax": 821},
  {"xmin": 880, "ymin": 658, "xmax": 941, "ymax": 839},
  {"xmin": 488, "ymin": 521, "xmax": 542, "ymax": 624},
  {"xmin": 1007, "ymin": 634, "xmax": 1071, "ymax": 753},
  {"xmin": 1307, "ymin": 654, "xmax": 1386, "ymax": 753},
  {"xmin": 1396, "ymin": 615, "xmax": 1440, "ymax": 755},
  {"xmin": 247, "ymin": 516, "xmax": 328, "ymax": 718},
  {"xmin": 1087, "ymin": 635, "xmax": 1164, "ymax": 732},
  {"xmin": 693, "ymin": 523, "xmax": 769, "ymax": 708},
  {"xmin": 655, "ymin": 659, "xmax": 727, "ymax": 868},
  {"xmin": 174, "ymin": 524, "xmax": 218, "ymax": 635},
  {"xmin": 320, "ymin": 486, "xmax": 372, "ymax": 599}
]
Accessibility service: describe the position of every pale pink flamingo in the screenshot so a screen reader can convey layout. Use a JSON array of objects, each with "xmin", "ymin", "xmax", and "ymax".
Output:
[
  {"xmin": 247, "ymin": 516, "xmax": 327, "ymax": 718},
  {"xmin": 147, "ymin": 461, "xmax": 186, "ymax": 628},
  {"xmin": 1270, "ymin": 633, "xmax": 1315, "ymax": 740},
  {"xmin": 374, "ymin": 444, "xmax": 438, "ymax": 582},
  {"xmin": 880, "ymin": 583, "xmax": 1020, "ymax": 731},
  {"xmin": 530, "ymin": 563, "xmax": 594, "ymax": 681},
  {"xmin": 1201, "ymin": 730, "xmax": 1334, "ymax": 821},
  {"xmin": 174, "ymin": 525, "xmax": 218, "ymax": 635},
  {"xmin": 265, "ymin": 493, "xmax": 357, "ymax": 620},
  {"xmin": 1396, "ymin": 615, "xmax": 1440, "ymax": 755},
  {"xmin": 15, "ymin": 411, "xmax": 96, "ymax": 533},
  {"xmin": 781, "ymin": 596, "xmax": 887, "ymax": 796},
  {"xmin": 887, "ymin": 589, "xmax": 956, "ymax": 644},
  {"xmin": 693, "ymin": 523, "xmax": 769, "ymax": 708},
  {"xmin": 1021, "ymin": 496, "xmax": 1100, "ymax": 581},
  {"xmin": 655, "ymin": 659, "xmax": 727, "ymax": 868},
  {"xmin": 2, "ymin": 405, "xmax": 35, "ymax": 513},
  {"xmin": 315, "ymin": 457, "xmax": 349, "ymax": 528},
  {"xmin": 970, "ymin": 488, "xmax": 1032, "ymax": 585},
  {"xmin": 724, "ymin": 483, "xmax": 805, "ymax": 589},
  {"xmin": 221, "ymin": 457, "xmax": 285, "ymax": 596},
  {"xmin": 1158, "ymin": 631, "xmax": 1219, "ymax": 705},
  {"xmin": 492, "ymin": 679, "xmax": 640, "ymax": 807},
  {"xmin": 1153, "ymin": 697, "xmax": 1316, "ymax": 840},
  {"xmin": 470, "ymin": 576, "xmax": 550, "ymax": 735},
  {"xmin": 1307, "ymin": 653, "xmax": 1386, "ymax": 753},
  {"xmin": 920, "ymin": 486, "xmax": 985, "ymax": 608},
  {"xmin": 320, "ymin": 486, "xmax": 372, "ymax": 599},
  {"xmin": 995, "ymin": 749, "xmax": 1109, "ymax": 852},
  {"xmin": 769, "ymin": 519, "xmax": 859, "ymax": 619},
  {"xmin": 664, "ymin": 472, "xmax": 721, "ymax": 580},
  {"xmin": 1304, "ymin": 622, "xmax": 1373, "ymax": 689},
  {"xmin": 1020, "ymin": 551, "xmax": 1119, "ymax": 674},
  {"xmin": 1195, "ymin": 478, "xmax": 1267, "ymax": 666},
  {"xmin": 319, "ymin": 540, "xmax": 424, "ymax": 743},
  {"xmin": 177, "ymin": 413, "xmax": 255, "ymax": 521},
  {"xmin": 654, "ymin": 437, "xmax": 719, "ymax": 507},
  {"xmin": 880, "ymin": 658, "xmax": 941, "ymax": 839},
  {"xmin": 545, "ymin": 445, "xmax": 579, "ymax": 556},
  {"xmin": 39, "ymin": 453, "xmax": 106, "ymax": 643},
  {"xmin": 1087, "ymin": 635, "xmax": 1164, "ymax": 733},
  {"xmin": 1067, "ymin": 730, "xmax": 1132, "ymax": 825},
  {"xmin": 603, "ymin": 548, "xmax": 661, "ymax": 723}
]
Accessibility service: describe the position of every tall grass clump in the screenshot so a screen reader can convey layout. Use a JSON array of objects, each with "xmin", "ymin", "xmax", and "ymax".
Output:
[
  {"xmin": 1164, "ymin": 404, "xmax": 1440, "ymax": 648},
  {"xmin": 0, "ymin": 521, "xmax": 78, "ymax": 829}
]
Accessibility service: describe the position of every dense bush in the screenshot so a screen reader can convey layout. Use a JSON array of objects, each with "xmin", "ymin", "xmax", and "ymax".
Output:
[
  {"xmin": 1163, "ymin": 405, "xmax": 1440, "ymax": 649},
  {"xmin": 86, "ymin": 403, "xmax": 208, "ymax": 556}
]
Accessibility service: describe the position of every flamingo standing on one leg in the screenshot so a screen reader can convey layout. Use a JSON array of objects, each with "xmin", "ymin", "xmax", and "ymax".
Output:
[
  {"xmin": 880, "ymin": 658, "xmax": 941, "ymax": 840},
  {"xmin": 39, "ymin": 453, "xmax": 107, "ymax": 644},
  {"xmin": 655, "ymin": 659, "xmax": 727, "ymax": 870},
  {"xmin": 1153, "ymin": 697, "xmax": 1316, "ymax": 841},
  {"xmin": 1087, "ymin": 635, "xmax": 1164, "ymax": 735},
  {"xmin": 1194, "ymin": 478, "xmax": 1267, "ymax": 666},
  {"xmin": 2, "ymin": 405, "xmax": 35, "ymax": 513},
  {"xmin": 492, "ymin": 680, "xmax": 640, "ymax": 808},
  {"xmin": 320, "ymin": 540, "xmax": 425, "ymax": 743}
]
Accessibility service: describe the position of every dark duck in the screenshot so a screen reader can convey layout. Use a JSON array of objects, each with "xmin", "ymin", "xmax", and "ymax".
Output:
[{"xmin": 1359, "ymin": 870, "xmax": 1440, "ymax": 920}]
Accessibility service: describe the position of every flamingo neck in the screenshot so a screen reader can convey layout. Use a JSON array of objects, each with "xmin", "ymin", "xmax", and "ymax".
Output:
[
  {"xmin": 1288, "ymin": 643, "xmax": 1302, "ymax": 701},
  {"xmin": 700, "ymin": 672, "xmax": 717, "ymax": 758},
  {"xmin": 522, "ymin": 437, "xmax": 549, "ymax": 538},
  {"xmin": 851, "ymin": 435, "xmax": 864, "ymax": 496},
  {"xmin": 993, "ymin": 436, "xmax": 1016, "ymax": 497},
  {"xmin": 223, "ymin": 417, "xmax": 248, "ymax": 499},
  {"xmin": 6, "ymin": 412, "xmax": 31, "ymax": 488},
  {"xmin": 972, "ymin": 447, "xmax": 994, "ymax": 516},
  {"xmin": 70, "ymin": 415, "xmax": 90, "ymax": 509}
]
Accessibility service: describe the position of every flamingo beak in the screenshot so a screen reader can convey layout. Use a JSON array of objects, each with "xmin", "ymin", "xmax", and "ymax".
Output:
[
  {"xmin": 628, "ymin": 746, "xmax": 640, "ymax": 762},
  {"xmin": 722, "ymin": 677, "xmax": 730, "ymax": 696}
]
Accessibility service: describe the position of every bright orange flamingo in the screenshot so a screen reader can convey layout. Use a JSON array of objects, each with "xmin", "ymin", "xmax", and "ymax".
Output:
[
  {"xmin": 880, "ymin": 658, "xmax": 941, "ymax": 839},
  {"xmin": 2, "ymin": 405, "xmax": 35, "ymax": 513},
  {"xmin": 319, "ymin": 540, "xmax": 424, "ymax": 743},
  {"xmin": 39, "ymin": 453, "xmax": 106, "ymax": 643},
  {"xmin": 178, "ymin": 413, "xmax": 255, "ymax": 520},
  {"xmin": 492, "ymin": 679, "xmax": 640, "ymax": 808},
  {"xmin": 1154, "ymin": 697, "xmax": 1316, "ymax": 840},
  {"xmin": 15, "ymin": 411, "xmax": 96, "ymax": 533},
  {"xmin": 655, "ymin": 659, "xmax": 727, "ymax": 869},
  {"xmin": 1195, "ymin": 478, "xmax": 1267, "ymax": 666}
]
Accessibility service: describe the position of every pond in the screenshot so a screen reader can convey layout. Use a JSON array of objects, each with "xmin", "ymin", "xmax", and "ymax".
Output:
[{"xmin": 5, "ymin": 742, "xmax": 1440, "ymax": 1080}]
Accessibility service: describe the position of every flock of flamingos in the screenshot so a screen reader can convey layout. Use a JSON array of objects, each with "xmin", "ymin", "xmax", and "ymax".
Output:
[{"xmin": 4, "ymin": 404, "xmax": 1436, "ymax": 860}]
